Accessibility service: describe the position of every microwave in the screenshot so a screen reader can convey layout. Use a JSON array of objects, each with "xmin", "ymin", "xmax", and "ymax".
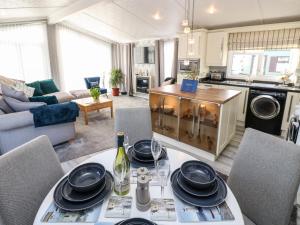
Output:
[{"xmin": 178, "ymin": 59, "xmax": 200, "ymax": 73}]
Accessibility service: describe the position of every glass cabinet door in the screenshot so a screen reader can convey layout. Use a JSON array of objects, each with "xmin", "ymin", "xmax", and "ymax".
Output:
[
  {"xmin": 150, "ymin": 93, "xmax": 179, "ymax": 139},
  {"xmin": 179, "ymin": 98, "xmax": 220, "ymax": 153}
]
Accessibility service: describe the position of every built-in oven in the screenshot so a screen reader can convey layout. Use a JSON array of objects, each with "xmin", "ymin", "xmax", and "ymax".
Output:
[
  {"xmin": 136, "ymin": 76, "xmax": 150, "ymax": 93},
  {"xmin": 178, "ymin": 59, "xmax": 200, "ymax": 73}
]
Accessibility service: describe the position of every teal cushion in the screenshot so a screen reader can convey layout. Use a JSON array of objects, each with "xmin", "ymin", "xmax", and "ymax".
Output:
[
  {"xmin": 39, "ymin": 79, "xmax": 59, "ymax": 94},
  {"xmin": 26, "ymin": 81, "xmax": 44, "ymax": 96},
  {"xmin": 29, "ymin": 96, "xmax": 58, "ymax": 105}
]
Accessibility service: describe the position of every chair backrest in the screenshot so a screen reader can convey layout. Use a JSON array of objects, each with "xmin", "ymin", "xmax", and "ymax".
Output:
[
  {"xmin": 0, "ymin": 136, "xmax": 64, "ymax": 225},
  {"xmin": 228, "ymin": 128, "xmax": 300, "ymax": 225},
  {"xmin": 115, "ymin": 107, "xmax": 153, "ymax": 145},
  {"xmin": 84, "ymin": 77, "xmax": 100, "ymax": 89}
]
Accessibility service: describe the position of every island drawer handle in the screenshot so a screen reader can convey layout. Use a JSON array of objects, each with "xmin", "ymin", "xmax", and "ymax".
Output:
[{"xmin": 242, "ymin": 90, "xmax": 248, "ymax": 114}]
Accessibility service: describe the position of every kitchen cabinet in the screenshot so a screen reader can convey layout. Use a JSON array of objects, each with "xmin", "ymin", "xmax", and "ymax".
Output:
[
  {"xmin": 177, "ymin": 29, "xmax": 208, "ymax": 76},
  {"xmin": 281, "ymin": 92, "xmax": 300, "ymax": 131},
  {"xmin": 206, "ymin": 32, "xmax": 228, "ymax": 67}
]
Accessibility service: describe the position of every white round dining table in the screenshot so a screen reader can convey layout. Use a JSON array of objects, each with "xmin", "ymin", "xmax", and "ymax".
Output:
[{"xmin": 34, "ymin": 148, "xmax": 245, "ymax": 225}]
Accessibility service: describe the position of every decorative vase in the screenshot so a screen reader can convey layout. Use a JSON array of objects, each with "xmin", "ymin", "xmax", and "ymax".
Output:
[{"xmin": 112, "ymin": 88, "xmax": 119, "ymax": 96}]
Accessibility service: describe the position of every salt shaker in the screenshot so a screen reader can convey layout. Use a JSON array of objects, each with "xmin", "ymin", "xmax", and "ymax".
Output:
[
  {"xmin": 137, "ymin": 167, "xmax": 149, "ymax": 177},
  {"xmin": 136, "ymin": 174, "xmax": 151, "ymax": 211}
]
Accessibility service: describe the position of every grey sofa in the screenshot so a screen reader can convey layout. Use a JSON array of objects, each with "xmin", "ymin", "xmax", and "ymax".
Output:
[{"xmin": 0, "ymin": 111, "xmax": 75, "ymax": 155}]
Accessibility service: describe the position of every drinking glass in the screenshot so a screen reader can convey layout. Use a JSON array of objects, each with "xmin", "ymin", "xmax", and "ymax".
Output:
[
  {"xmin": 124, "ymin": 135, "xmax": 129, "ymax": 152},
  {"xmin": 151, "ymin": 137, "xmax": 162, "ymax": 177},
  {"xmin": 157, "ymin": 159, "xmax": 170, "ymax": 198},
  {"xmin": 113, "ymin": 157, "xmax": 127, "ymax": 196}
]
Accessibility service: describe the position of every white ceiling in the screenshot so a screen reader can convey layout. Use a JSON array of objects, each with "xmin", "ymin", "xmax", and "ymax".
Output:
[
  {"xmin": 0, "ymin": 0, "xmax": 299, "ymax": 43},
  {"xmin": 0, "ymin": 0, "xmax": 77, "ymax": 22}
]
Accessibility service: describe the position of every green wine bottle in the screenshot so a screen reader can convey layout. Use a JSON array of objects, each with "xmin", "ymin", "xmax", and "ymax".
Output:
[{"xmin": 113, "ymin": 131, "xmax": 131, "ymax": 195}]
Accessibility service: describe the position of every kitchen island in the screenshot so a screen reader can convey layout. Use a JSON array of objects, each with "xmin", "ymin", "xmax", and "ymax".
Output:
[{"xmin": 149, "ymin": 84, "xmax": 241, "ymax": 160}]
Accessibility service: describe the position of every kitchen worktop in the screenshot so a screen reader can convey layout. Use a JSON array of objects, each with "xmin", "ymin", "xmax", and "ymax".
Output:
[
  {"xmin": 150, "ymin": 84, "xmax": 241, "ymax": 104},
  {"xmin": 200, "ymin": 78, "xmax": 300, "ymax": 93}
]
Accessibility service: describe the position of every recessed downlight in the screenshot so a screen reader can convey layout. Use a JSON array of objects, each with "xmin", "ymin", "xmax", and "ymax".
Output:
[
  {"xmin": 207, "ymin": 5, "xmax": 217, "ymax": 14},
  {"xmin": 152, "ymin": 12, "xmax": 161, "ymax": 20}
]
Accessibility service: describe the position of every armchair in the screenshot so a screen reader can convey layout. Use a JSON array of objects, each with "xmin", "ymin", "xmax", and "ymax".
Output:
[{"xmin": 84, "ymin": 77, "xmax": 108, "ymax": 97}]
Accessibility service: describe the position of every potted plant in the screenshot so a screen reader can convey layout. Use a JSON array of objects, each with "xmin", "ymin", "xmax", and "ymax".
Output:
[
  {"xmin": 90, "ymin": 87, "xmax": 100, "ymax": 101},
  {"xmin": 110, "ymin": 69, "xmax": 123, "ymax": 96}
]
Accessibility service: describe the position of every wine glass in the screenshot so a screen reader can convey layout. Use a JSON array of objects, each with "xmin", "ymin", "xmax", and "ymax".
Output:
[
  {"xmin": 124, "ymin": 135, "xmax": 129, "ymax": 152},
  {"xmin": 151, "ymin": 137, "xmax": 162, "ymax": 178},
  {"xmin": 113, "ymin": 157, "xmax": 127, "ymax": 196},
  {"xmin": 157, "ymin": 159, "xmax": 170, "ymax": 198}
]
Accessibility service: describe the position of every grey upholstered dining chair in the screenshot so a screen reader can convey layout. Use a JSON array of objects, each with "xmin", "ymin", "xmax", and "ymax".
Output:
[
  {"xmin": 115, "ymin": 107, "xmax": 153, "ymax": 145},
  {"xmin": 0, "ymin": 135, "xmax": 64, "ymax": 225},
  {"xmin": 228, "ymin": 128, "xmax": 300, "ymax": 225}
]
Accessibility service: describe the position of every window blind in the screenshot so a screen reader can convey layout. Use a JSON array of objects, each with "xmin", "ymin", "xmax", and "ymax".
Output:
[{"xmin": 228, "ymin": 28, "xmax": 300, "ymax": 50}]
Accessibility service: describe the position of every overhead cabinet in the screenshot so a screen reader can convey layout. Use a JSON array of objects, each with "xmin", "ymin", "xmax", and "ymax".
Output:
[{"xmin": 206, "ymin": 32, "xmax": 228, "ymax": 67}]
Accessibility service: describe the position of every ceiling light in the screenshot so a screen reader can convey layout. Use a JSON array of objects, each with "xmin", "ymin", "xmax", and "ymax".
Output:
[
  {"xmin": 152, "ymin": 12, "xmax": 161, "ymax": 20},
  {"xmin": 207, "ymin": 5, "xmax": 217, "ymax": 14},
  {"xmin": 182, "ymin": 19, "xmax": 189, "ymax": 26},
  {"xmin": 184, "ymin": 26, "xmax": 191, "ymax": 34}
]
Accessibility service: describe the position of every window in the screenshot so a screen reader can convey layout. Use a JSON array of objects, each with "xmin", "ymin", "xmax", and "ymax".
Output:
[
  {"xmin": 227, "ymin": 49, "xmax": 300, "ymax": 81},
  {"xmin": 0, "ymin": 23, "xmax": 51, "ymax": 82},
  {"xmin": 163, "ymin": 40, "xmax": 175, "ymax": 79},
  {"xmin": 57, "ymin": 25, "xmax": 112, "ymax": 91}
]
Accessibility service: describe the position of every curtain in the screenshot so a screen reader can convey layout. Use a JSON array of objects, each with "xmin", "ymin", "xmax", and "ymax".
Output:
[
  {"xmin": 47, "ymin": 24, "xmax": 62, "ymax": 89},
  {"xmin": 171, "ymin": 38, "xmax": 179, "ymax": 80},
  {"xmin": 155, "ymin": 40, "xmax": 164, "ymax": 87},
  {"xmin": 228, "ymin": 28, "xmax": 300, "ymax": 50},
  {"xmin": 111, "ymin": 43, "xmax": 135, "ymax": 95},
  {"xmin": 56, "ymin": 25, "xmax": 112, "ymax": 91},
  {"xmin": 0, "ymin": 22, "xmax": 51, "ymax": 82},
  {"xmin": 163, "ymin": 40, "xmax": 175, "ymax": 79}
]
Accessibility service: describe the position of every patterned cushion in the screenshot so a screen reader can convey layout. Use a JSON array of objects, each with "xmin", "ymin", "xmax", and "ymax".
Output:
[
  {"xmin": 0, "ymin": 75, "xmax": 17, "ymax": 95},
  {"xmin": 13, "ymin": 82, "xmax": 35, "ymax": 97},
  {"xmin": 1, "ymin": 84, "xmax": 29, "ymax": 102},
  {"xmin": 4, "ymin": 96, "xmax": 46, "ymax": 112}
]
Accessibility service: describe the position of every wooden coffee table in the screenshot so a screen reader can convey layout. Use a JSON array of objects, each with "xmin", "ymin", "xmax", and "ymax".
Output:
[{"xmin": 73, "ymin": 97, "xmax": 113, "ymax": 125}]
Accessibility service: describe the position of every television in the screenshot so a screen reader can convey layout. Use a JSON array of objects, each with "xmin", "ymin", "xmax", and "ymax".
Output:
[{"xmin": 134, "ymin": 46, "xmax": 155, "ymax": 64}]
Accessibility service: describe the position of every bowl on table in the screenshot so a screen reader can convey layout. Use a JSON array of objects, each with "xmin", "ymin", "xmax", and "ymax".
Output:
[
  {"xmin": 133, "ymin": 140, "xmax": 153, "ymax": 159},
  {"xmin": 68, "ymin": 162, "xmax": 106, "ymax": 192},
  {"xmin": 180, "ymin": 160, "xmax": 216, "ymax": 189}
]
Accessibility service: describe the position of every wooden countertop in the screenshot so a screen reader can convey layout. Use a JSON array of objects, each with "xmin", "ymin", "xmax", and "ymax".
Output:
[{"xmin": 149, "ymin": 84, "xmax": 241, "ymax": 104}]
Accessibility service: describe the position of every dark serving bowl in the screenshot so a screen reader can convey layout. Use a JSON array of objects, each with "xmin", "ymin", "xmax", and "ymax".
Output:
[
  {"xmin": 68, "ymin": 163, "xmax": 106, "ymax": 192},
  {"xmin": 180, "ymin": 160, "xmax": 216, "ymax": 189},
  {"xmin": 133, "ymin": 140, "xmax": 153, "ymax": 159}
]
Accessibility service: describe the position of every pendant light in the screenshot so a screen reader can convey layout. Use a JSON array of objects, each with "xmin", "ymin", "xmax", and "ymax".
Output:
[
  {"xmin": 188, "ymin": 0, "xmax": 195, "ymax": 46},
  {"xmin": 182, "ymin": 0, "xmax": 189, "ymax": 27},
  {"xmin": 182, "ymin": 0, "xmax": 190, "ymax": 34}
]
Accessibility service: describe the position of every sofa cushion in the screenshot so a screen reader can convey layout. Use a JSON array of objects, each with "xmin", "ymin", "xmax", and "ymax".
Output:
[
  {"xmin": 69, "ymin": 90, "xmax": 91, "ymax": 99},
  {"xmin": 39, "ymin": 79, "xmax": 59, "ymax": 94},
  {"xmin": 0, "ymin": 96, "xmax": 13, "ymax": 113},
  {"xmin": 29, "ymin": 96, "xmax": 58, "ymax": 105},
  {"xmin": 0, "ymin": 75, "xmax": 16, "ymax": 95},
  {"xmin": 44, "ymin": 92, "xmax": 75, "ymax": 103},
  {"xmin": 4, "ymin": 96, "xmax": 46, "ymax": 112},
  {"xmin": 0, "ymin": 109, "xmax": 5, "ymax": 115},
  {"xmin": 1, "ymin": 84, "xmax": 29, "ymax": 102},
  {"xmin": 26, "ymin": 81, "xmax": 44, "ymax": 96},
  {"xmin": 14, "ymin": 82, "xmax": 35, "ymax": 97}
]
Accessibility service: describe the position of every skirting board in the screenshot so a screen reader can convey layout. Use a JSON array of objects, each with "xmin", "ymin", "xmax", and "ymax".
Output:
[{"xmin": 153, "ymin": 132, "xmax": 216, "ymax": 161}]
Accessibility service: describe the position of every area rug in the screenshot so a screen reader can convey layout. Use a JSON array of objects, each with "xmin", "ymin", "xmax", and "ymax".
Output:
[{"xmin": 55, "ymin": 95, "xmax": 148, "ymax": 162}]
